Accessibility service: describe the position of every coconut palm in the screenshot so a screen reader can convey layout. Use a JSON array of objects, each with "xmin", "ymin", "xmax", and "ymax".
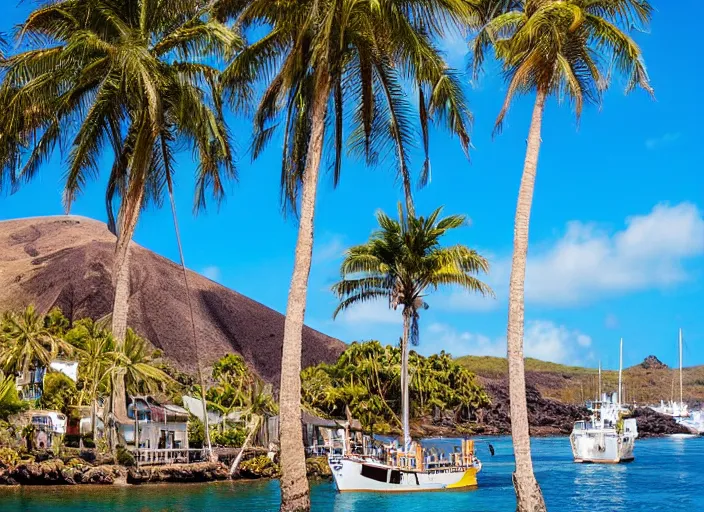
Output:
[
  {"xmin": 216, "ymin": 3, "xmax": 473, "ymax": 507},
  {"xmin": 332, "ymin": 205, "xmax": 493, "ymax": 452},
  {"xmin": 112, "ymin": 329, "xmax": 172, "ymax": 397},
  {"xmin": 470, "ymin": 1, "xmax": 653, "ymax": 509},
  {"xmin": 0, "ymin": 305, "xmax": 72, "ymax": 375},
  {"xmin": 1, "ymin": 0, "xmax": 239, "ymax": 432}
]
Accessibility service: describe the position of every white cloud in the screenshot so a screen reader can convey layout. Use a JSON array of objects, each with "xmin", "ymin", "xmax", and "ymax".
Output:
[
  {"xmin": 334, "ymin": 299, "xmax": 402, "ymax": 326},
  {"xmin": 424, "ymin": 321, "xmax": 593, "ymax": 365},
  {"xmin": 646, "ymin": 132, "xmax": 680, "ymax": 150},
  {"xmin": 524, "ymin": 202, "xmax": 704, "ymax": 305},
  {"xmin": 201, "ymin": 266, "xmax": 221, "ymax": 282}
]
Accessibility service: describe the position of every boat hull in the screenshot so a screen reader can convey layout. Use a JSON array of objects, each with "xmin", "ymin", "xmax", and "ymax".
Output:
[
  {"xmin": 570, "ymin": 429, "xmax": 635, "ymax": 464},
  {"xmin": 329, "ymin": 457, "xmax": 479, "ymax": 492}
]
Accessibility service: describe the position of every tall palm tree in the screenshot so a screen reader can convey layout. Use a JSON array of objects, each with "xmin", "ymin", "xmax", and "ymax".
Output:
[
  {"xmin": 1, "ymin": 0, "xmax": 238, "ymax": 429},
  {"xmin": 0, "ymin": 305, "xmax": 72, "ymax": 376},
  {"xmin": 217, "ymin": 2, "xmax": 473, "ymax": 508},
  {"xmin": 332, "ymin": 205, "xmax": 492, "ymax": 453},
  {"xmin": 470, "ymin": 1, "xmax": 653, "ymax": 509}
]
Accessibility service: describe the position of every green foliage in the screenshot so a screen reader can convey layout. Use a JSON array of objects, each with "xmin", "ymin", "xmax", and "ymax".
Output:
[
  {"xmin": 0, "ymin": 447, "xmax": 20, "ymax": 467},
  {"xmin": 211, "ymin": 427, "xmax": 247, "ymax": 448},
  {"xmin": 188, "ymin": 416, "xmax": 205, "ymax": 449},
  {"xmin": 471, "ymin": 0, "xmax": 653, "ymax": 133},
  {"xmin": 40, "ymin": 372, "xmax": 78, "ymax": 415},
  {"xmin": 332, "ymin": 205, "xmax": 493, "ymax": 348},
  {"xmin": 218, "ymin": 0, "xmax": 473, "ymax": 216},
  {"xmin": 0, "ymin": 371, "xmax": 27, "ymax": 419},
  {"xmin": 239, "ymin": 455, "xmax": 280, "ymax": 479},
  {"xmin": 1, "ymin": 0, "xmax": 239, "ymax": 226},
  {"xmin": 302, "ymin": 341, "xmax": 490, "ymax": 431},
  {"xmin": 115, "ymin": 445, "xmax": 136, "ymax": 467}
]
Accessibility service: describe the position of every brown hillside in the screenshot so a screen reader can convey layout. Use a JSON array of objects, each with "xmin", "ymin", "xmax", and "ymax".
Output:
[{"xmin": 0, "ymin": 216, "xmax": 346, "ymax": 387}]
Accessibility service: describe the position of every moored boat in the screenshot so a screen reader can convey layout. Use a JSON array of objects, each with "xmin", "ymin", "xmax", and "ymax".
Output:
[
  {"xmin": 570, "ymin": 338, "xmax": 638, "ymax": 463},
  {"xmin": 329, "ymin": 438, "xmax": 481, "ymax": 492}
]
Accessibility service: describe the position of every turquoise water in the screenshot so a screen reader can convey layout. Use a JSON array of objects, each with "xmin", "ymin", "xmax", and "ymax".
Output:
[{"xmin": 1, "ymin": 436, "xmax": 702, "ymax": 511}]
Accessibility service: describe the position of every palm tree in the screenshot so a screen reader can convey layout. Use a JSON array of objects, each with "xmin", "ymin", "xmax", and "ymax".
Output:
[
  {"xmin": 470, "ymin": 1, "xmax": 653, "ymax": 509},
  {"xmin": 0, "ymin": 305, "xmax": 72, "ymax": 376},
  {"xmin": 113, "ymin": 329, "xmax": 172, "ymax": 397},
  {"xmin": 332, "ymin": 205, "xmax": 492, "ymax": 452},
  {"xmin": 216, "ymin": 2, "xmax": 473, "ymax": 507},
  {"xmin": 1, "ymin": 0, "xmax": 238, "ymax": 432}
]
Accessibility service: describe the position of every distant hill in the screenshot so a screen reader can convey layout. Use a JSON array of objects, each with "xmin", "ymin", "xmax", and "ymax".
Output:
[
  {"xmin": 457, "ymin": 355, "xmax": 704, "ymax": 406},
  {"xmin": 0, "ymin": 216, "xmax": 346, "ymax": 388}
]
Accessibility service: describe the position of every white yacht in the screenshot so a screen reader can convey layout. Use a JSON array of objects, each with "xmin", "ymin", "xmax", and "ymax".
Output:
[
  {"xmin": 570, "ymin": 339, "xmax": 638, "ymax": 463},
  {"xmin": 676, "ymin": 411, "xmax": 704, "ymax": 435}
]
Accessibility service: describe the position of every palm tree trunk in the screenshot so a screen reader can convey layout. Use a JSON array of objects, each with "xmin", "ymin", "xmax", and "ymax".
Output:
[
  {"xmin": 279, "ymin": 70, "xmax": 331, "ymax": 512},
  {"xmin": 507, "ymin": 89, "xmax": 548, "ymax": 512},
  {"xmin": 230, "ymin": 414, "xmax": 261, "ymax": 476},
  {"xmin": 400, "ymin": 309, "xmax": 411, "ymax": 455}
]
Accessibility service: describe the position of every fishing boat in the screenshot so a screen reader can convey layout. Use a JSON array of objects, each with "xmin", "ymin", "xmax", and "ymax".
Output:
[
  {"xmin": 570, "ymin": 338, "xmax": 638, "ymax": 463},
  {"xmin": 328, "ymin": 437, "xmax": 481, "ymax": 492},
  {"xmin": 652, "ymin": 329, "xmax": 689, "ymax": 418}
]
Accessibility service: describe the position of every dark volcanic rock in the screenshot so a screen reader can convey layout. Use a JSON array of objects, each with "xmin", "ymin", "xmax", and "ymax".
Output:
[
  {"xmin": 477, "ymin": 376, "xmax": 590, "ymax": 436},
  {"xmin": 633, "ymin": 407, "xmax": 692, "ymax": 437},
  {"xmin": 640, "ymin": 355, "xmax": 668, "ymax": 370},
  {"xmin": 0, "ymin": 216, "xmax": 346, "ymax": 387},
  {"xmin": 127, "ymin": 462, "xmax": 229, "ymax": 484}
]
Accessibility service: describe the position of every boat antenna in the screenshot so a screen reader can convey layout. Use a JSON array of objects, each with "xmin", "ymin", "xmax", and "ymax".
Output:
[
  {"xmin": 165, "ymin": 175, "xmax": 213, "ymax": 460},
  {"xmin": 618, "ymin": 338, "xmax": 623, "ymax": 406}
]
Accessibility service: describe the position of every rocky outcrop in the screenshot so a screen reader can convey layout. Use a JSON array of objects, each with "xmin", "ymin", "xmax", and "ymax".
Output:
[
  {"xmin": 633, "ymin": 407, "xmax": 692, "ymax": 437},
  {"xmin": 640, "ymin": 356, "xmax": 668, "ymax": 370},
  {"xmin": 127, "ymin": 462, "xmax": 229, "ymax": 484}
]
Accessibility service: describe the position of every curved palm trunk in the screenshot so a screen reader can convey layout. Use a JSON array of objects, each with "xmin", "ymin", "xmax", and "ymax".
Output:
[
  {"xmin": 400, "ymin": 309, "xmax": 411, "ymax": 454},
  {"xmin": 507, "ymin": 89, "xmax": 548, "ymax": 512},
  {"xmin": 109, "ymin": 117, "xmax": 153, "ymax": 449},
  {"xmin": 279, "ymin": 71, "xmax": 331, "ymax": 512}
]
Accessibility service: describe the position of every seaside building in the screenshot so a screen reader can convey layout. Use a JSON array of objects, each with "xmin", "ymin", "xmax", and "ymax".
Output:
[
  {"xmin": 9, "ymin": 409, "xmax": 68, "ymax": 449},
  {"xmin": 14, "ymin": 359, "xmax": 79, "ymax": 401}
]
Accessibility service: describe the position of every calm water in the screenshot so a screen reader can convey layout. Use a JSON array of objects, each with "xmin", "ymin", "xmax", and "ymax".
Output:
[{"xmin": 1, "ymin": 436, "xmax": 702, "ymax": 511}]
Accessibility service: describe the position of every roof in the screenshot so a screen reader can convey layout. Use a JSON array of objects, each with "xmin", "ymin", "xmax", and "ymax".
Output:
[{"xmin": 301, "ymin": 411, "xmax": 340, "ymax": 429}]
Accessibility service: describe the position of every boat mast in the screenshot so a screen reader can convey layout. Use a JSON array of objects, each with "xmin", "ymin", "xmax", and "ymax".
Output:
[
  {"xmin": 679, "ymin": 328, "xmax": 683, "ymax": 409},
  {"xmin": 618, "ymin": 338, "xmax": 623, "ymax": 406},
  {"xmin": 598, "ymin": 361, "xmax": 602, "ymax": 401}
]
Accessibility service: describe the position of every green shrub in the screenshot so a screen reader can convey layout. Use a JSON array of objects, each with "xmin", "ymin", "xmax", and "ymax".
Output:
[
  {"xmin": 115, "ymin": 445, "xmax": 136, "ymax": 467},
  {"xmin": 188, "ymin": 416, "xmax": 204, "ymax": 448},
  {"xmin": 0, "ymin": 447, "xmax": 20, "ymax": 467},
  {"xmin": 211, "ymin": 427, "xmax": 246, "ymax": 448},
  {"xmin": 239, "ymin": 455, "xmax": 280, "ymax": 478},
  {"xmin": 40, "ymin": 372, "xmax": 78, "ymax": 415},
  {"xmin": 81, "ymin": 434, "xmax": 96, "ymax": 448}
]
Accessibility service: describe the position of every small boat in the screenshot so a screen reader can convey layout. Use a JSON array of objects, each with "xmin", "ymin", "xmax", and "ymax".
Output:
[
  {"xmin": 676, "ymin": 411, "xmax": 704, "ymax": 435},
  {"xmin": 570, "ymin": 338, "xmax": 638, "ymax": 463},
  {"xmin": 329, "ymin": 438, "xmax": 481, "ymax": 492}
]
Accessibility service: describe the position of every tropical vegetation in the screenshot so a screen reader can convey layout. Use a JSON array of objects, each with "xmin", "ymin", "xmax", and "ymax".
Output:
[
  {"xmin": 469, "ymin": 1, "xmax": 654, "ymax": 509},
  {"xmin": 332, "ymin": 206, "xmax": 492, "ymax": 448},
  {"xmin": 0, "ymin": 0, "xmax": 239, "ymax": 437},
  {"xmin": 302, "ymin": 341, "xmax": 490, "ymax": 433}
]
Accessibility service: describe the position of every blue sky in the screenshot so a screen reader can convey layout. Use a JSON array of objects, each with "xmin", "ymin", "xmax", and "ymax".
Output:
[{"xmin": 1, "ymin": 2, "xmax": 702, "ymax": 370}]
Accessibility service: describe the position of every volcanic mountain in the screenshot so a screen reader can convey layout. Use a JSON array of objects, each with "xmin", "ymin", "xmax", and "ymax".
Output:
[{"xmin": 0, "ymin": 216, "xmax": 345, "ymax": 387}]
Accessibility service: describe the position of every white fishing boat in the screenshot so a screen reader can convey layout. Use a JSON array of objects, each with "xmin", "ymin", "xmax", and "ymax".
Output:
[
  {"xmin": 570, "ymin": 339, "xmax": 638, "ymax": 463},
  {"xmin": 651, "ymin": 329, "xmax": 689, "ymax": 418},
  {"xmin": 328, "ymin": 438, "xmax": 481, "ymax": 492}
]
